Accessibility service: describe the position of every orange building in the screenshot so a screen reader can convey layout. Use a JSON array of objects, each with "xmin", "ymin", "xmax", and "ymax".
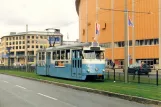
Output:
[{"xmin": 76, "ymin": 0, "xmax": 161, "ymax": 68}]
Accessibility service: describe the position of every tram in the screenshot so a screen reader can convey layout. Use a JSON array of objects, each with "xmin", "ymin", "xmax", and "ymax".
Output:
[{"xmin": 36, "ymin": 42, "xmax": 106, "ymax": 80}]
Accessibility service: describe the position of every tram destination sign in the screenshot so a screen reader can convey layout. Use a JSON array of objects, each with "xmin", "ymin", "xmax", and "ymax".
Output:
[{"xmin": 90, "ymin": 47, "xmax": 100, "ymax": 51}]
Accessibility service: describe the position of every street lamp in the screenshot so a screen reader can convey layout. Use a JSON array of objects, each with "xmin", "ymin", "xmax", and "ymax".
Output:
[{"xmin": 6, "ymin": 47, "xmax": 12, "ymax": 67}]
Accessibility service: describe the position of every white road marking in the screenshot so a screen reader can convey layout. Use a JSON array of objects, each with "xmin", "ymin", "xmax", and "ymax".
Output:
[
  {"xmin": 37, "ymin": 93, "xmax": 77, "ymax": 107},
  {"xmin": 37, "ymin": 93, "xmax": 58, "ymax": 100},
  {"xmin": 15, "ymin": 85, "xmax": 27, "ymax": 90},
  {"xmin": 3, "ymin": 81, "xmax": 9, "ymax": 83}
]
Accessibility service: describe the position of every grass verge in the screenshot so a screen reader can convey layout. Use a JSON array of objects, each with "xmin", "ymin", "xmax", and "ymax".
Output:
[{"xmin": 0, "ymin": 70, "xmax": 161, "ymax": 101}]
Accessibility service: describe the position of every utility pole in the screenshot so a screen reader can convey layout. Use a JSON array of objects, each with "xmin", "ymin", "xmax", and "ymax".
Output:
[
  {"xmin": 159, "ymin": 0, "xmax": 161, "ymax": 69},
  {"xmin": 124, "ymin": 0, "xmax": 128, "ymax": 83},
  {"xmin": 132, "ymin": 0, "xmax": 135, "ymax": 64},
  {"xmin": 111, "ymin": 0, "xmax": 114, "ymax": 62},
  {"xmin": 95, "ymin": 0, "xmax": 99, "ymax": 42},
  {"xmin": 86, "ymin": 0, "xmax": 88, "ymax": 42},
  {"xmin": 6, "ymin": 47, "xmax": 12, "ymax": 68},
  {"xmin": 25, "ymin": 24, "xmax": 28, "ymax": 72}
]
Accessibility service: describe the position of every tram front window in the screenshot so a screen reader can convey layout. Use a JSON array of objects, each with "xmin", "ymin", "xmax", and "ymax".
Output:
[{"xmin": 83, "ymin": 50, "xmax": 104, "ymax": 59}]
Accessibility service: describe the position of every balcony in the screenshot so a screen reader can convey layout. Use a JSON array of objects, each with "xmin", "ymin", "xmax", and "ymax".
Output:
[
  {"xmin": 10, "ymin": 54, "xmax": 15, "ymax": 58},
  {"xmin": 16, "ymin": 54, "xmax": 25, "ymax": 57}
]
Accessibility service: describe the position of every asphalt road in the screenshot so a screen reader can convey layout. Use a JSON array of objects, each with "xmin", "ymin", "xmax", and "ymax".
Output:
[{"xmin": 0, "ymin": 74, "xmax": 156, "ymax": 107}]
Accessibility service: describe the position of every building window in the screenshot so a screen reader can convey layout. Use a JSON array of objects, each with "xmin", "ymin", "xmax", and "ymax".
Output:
[
  {"xmin": 27, "ymin": 41, "xmax": 30, "ymax": 43},
  {"xmin": 145, "ymin": 40, "xmax": 148, "ymax": 45},
  {"xmin": 19, "ymin": 36, "xmax": 21, "ymax": 39},
  {"xmin": 32, "ymin": 36, "xmax": 34, "ymax": 39},
  {"xmin": 13, "ymin": 37, "xmax": 15, "ymax": 40},
  {"xmin": 150, "ymin": 39, "xmax": 154, "ymax": 45},
  {"xmin": 36, "ymin": 36, "xmax": 38, "ymax": 39},
  {"xmin": 40, "ymin": 46, "xmax": 43, "ymax": 48},
  {"xmin": 9, "ymin": 42, "xmax": 11, "ymax": 45},
  {"xmin": 16, "ymin": 41, "xmax": 18, "ymax": 45},
  {"xmin": 19, "ymin": 46, "xmax": 21, "ymax": 49},
  {"xmin": 32, "ymin": 40, "xmax": 34, "ymax": 43},
  {"xmin": 32, "ymin": 46, "xmax": 34, "ymax": 48},
  {"xmin": 27, "ymin": 46, "xmax": 30, "ymax": 48},
  {"xmin": 154, "ymin": 39, "xmax": 159, "ymax": 45},
  {"xmin": 23, "ymin": 46, "xmax": 25, "ymax": 49},
  {"xmin": 36, "ymin": 45, "xmax": 38, "ymax": 48},
  {"xmin": 100, "ymin": 42, "xmax": 112, "ymax": 48},
  {"xmin": 16, "ymin": 36, "xmax": 18, "ymax": 40},
  {"xmin": 12, "ymin": 46, "xmax": 14, "ymax": 49},
  {"xmin": 13, "ymin": 42, "xmax": 15, "ymax": 45},
  {"xmin": 6, "ymin": 42, "xmax": 8, "ymax": 45},
  {"xmin": 135, "ymin": 39, "xmax": 159, "ymax": 46},
  {"xmin": 6, "ymin": 38, "xmax": 8, "ymax": 41},
  {"xmin": 140, "ymin": 40, "xmax": 144, "ymax": 45},
  {"xmin": 28, "ymin": 36, "xmax": 30, "ymax": 39},
  {"xmin": 10, "ymin": 37, "xmax": 12, "ymax": 40},
  {"xmin": 135, "ymin": 40, "xmax": 139, "ymax": 46},
  {"xmin": 23, "ymin": 41, "xmax": 25, "ymax": 44},
  {"xmin": 16, "ymin": 46, "xmax": 18, "ymax": 49},
  {"xmin": 19, "ymin": 41, "xmax": 21, "ymax": 44},
  {"xmin": 40, "ymin": 36, "xmax": 43, "ymax": 39},
  {"xmin": 114, "ymin": 41, "xmax": 125, "ymax": 47},
  {"xmin": 23, "ymin": 36, "xmax": 25, "ymax": 39},
  {"xmin": 118, "ymin": 42, "xmax": 122, "ymax": 47},
  {"xmin": 129, "ymin": 40, "xmax": 132, "ymax": 46},
  {"xmin": 44, "ymin": 36, "xmax": 47, "ymax": 39},
  {"xmin": 114, "ymin": 42, "xmax": 118, "ymax": 47}
]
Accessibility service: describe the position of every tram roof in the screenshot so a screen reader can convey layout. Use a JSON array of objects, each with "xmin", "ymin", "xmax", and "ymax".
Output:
[{"xmin": 44, "ymin": 42, "xmax": 91, "ymax": 52}]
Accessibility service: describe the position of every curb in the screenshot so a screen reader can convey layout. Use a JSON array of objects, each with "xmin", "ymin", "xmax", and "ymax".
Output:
[{"xmin": 1, "ymin": 73, "xmax": 161, "ymax": 106}]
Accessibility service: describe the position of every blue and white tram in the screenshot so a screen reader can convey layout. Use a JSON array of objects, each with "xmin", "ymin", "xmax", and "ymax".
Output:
[{"xmin": 36, "ymin": 42, "xmax": 106, "ymax": 80}]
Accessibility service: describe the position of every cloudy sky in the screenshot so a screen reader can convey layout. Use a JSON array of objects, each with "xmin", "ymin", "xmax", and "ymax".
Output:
[{"xmin": 0, "ymin": 0, "xmax": 79, "ymax": 41}]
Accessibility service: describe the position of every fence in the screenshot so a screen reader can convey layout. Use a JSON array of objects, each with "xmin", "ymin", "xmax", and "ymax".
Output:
[
  {"xmin": 105, "ymin": 68, "xmax": 161, "ymax": 86},
  {"xmin": 0, "ymin": 66, "xmax": 36, "ymax": 72}
]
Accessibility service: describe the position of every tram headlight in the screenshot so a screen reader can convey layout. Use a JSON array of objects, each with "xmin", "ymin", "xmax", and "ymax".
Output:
[
  {"xmin": 102, "ymin": 69, "xmax": 105, "ymax": 72},
  {"xmin": 87, "ymin": 69, "xmax": 90, "ymax": 73}
]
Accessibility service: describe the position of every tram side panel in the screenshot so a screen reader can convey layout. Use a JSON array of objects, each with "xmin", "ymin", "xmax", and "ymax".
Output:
[
  {"xmin": 48, "ymin": 60, "xmax": 73, "ymax": 79},
  {"xmin": 36, "ymin": 52, "xmax": 47, "ymax": 76},
  {"xmin": 49, "ymin": 61, "xmax": 87, "ymax": 80}
]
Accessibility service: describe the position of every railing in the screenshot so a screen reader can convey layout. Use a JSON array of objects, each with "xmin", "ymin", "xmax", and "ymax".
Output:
[
  {"xmin": 0, "ymin": 66, "xmax": 36, "ymax": 72},
  {"xmin": 105, "ymin": 68, "xmax": 161, "ymax": 86}
]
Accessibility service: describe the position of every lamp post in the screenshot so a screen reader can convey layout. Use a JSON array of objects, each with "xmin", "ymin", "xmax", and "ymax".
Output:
[
  {"xmin": 6, "ymin": 47, "xmax": 12, "ymax": 68},
  {"xmin": 25, "ymin": 24, "xmax": 28, "ymax": 72}
]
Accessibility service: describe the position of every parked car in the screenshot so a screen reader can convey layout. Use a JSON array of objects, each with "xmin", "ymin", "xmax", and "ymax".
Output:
[{"xmin": 128, "ymin": 63, "xmax": 151, "ymax": 75}]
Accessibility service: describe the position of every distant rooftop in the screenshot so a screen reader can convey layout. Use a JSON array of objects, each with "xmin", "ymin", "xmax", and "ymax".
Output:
[{"xmin": 1, "ymin": 31, "xmax": 63, "ymax": 38}]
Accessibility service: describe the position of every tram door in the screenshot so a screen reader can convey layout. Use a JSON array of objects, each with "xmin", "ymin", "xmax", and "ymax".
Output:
[
  {"xmin": 46, "ymin": 52, "xmax": 51, "ymax": 75},
  {"xmin": 71, "ymin": 50, "xmax": 82, "ymax": 78}
]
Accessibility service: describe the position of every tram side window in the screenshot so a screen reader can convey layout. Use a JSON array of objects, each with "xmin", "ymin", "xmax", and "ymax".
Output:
[
  {"xmin": 66, "ymin": 50, "xmax": 70, "ymax": 59},
  {"xmin": 42, "ymin": 52, "xmax": 45, "ymax": 60},
  {"xmin": 78, "ymin": 51, "xmax": 83, "ymax": 59},
  {"xmin": 61, "ymin": 50, "xmax": 65, "ymax": 59},
  {"xmin": 53, "ymin": 51, "xmax": 56, "ymax": 60},
  {"xmin": 57, "ymin": 50, "xmax": 60, "ymax": 60}
]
